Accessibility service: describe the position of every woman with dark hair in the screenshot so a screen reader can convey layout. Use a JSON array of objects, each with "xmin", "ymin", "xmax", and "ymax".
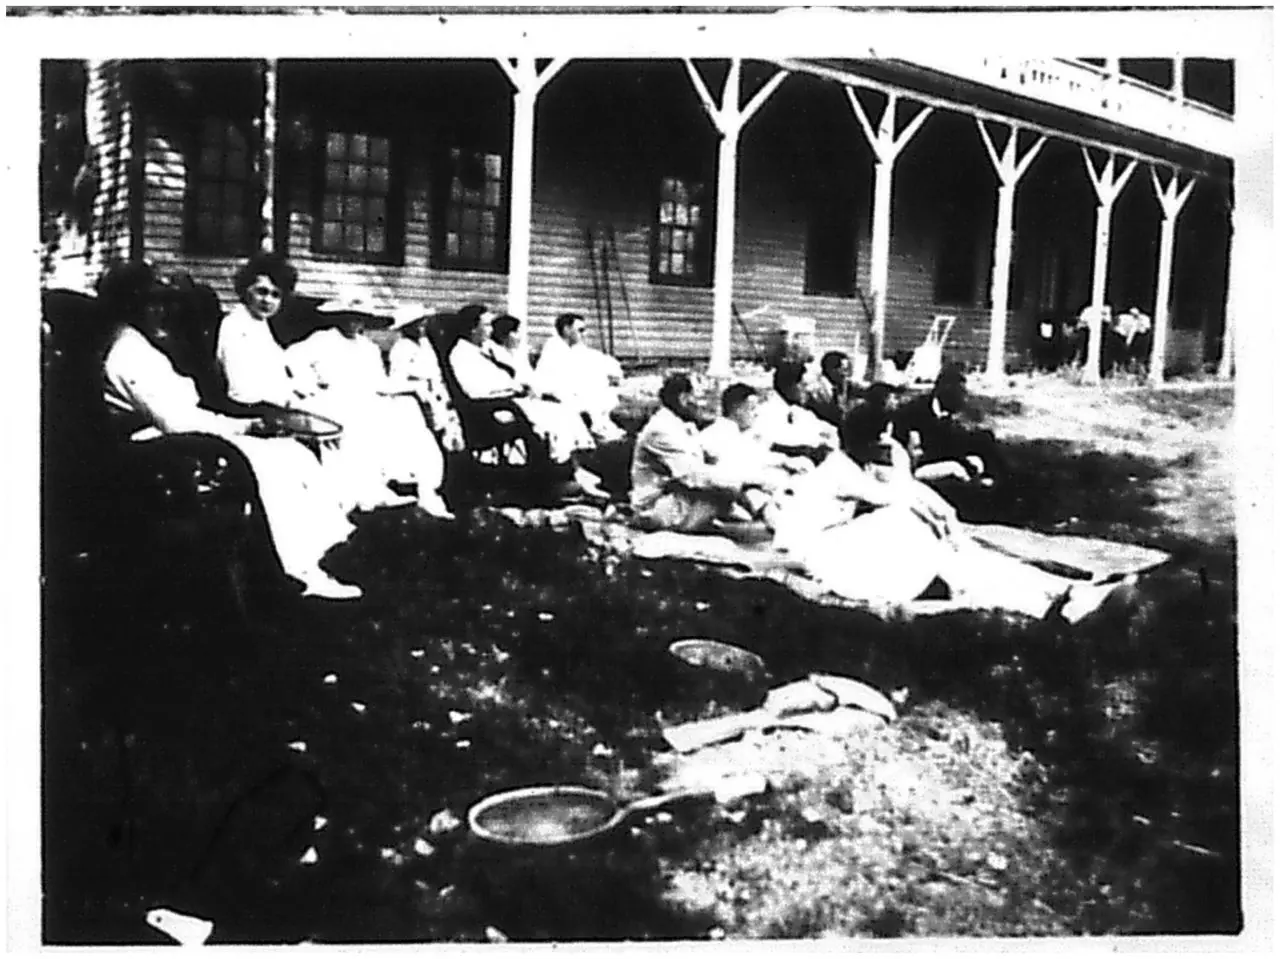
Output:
[
  {"xmin": 482, "ymin": 313, "xmax": 536, "ymax": 390},
  {"xmin": 99, "ymin": 261, "xmax": 362, "ymax": 600},
  {"xmin": 216, "ymin": 252, "xmax": 316, "ymax": 408}
]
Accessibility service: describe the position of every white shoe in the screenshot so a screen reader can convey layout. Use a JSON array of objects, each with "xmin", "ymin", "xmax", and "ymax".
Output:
[
  {"xmin": 300, "ymin": 572, "xmax": 363, "ymax": 601},
  {"xmin": 417, "ymin": 492, "xmax": 456, "ymax": 521}
]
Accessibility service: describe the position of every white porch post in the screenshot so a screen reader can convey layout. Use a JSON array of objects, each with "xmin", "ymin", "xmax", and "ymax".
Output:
[
  {"xmin": 1147, "ymin": 167, "xmax": 1195, "ymax": 383},
  {"xmin": 259, "ymin": 58, "xmax": 279, "ymax": 253},
  {"xmin": 975, "ymin": 120, "xmax": 1046, "ymax": 379},
  {"xmin": 683, "ymin": 59, "xmax": 788, "ymax": 376},
  {"xmin": 496, "ymin": 57, "xmax": 568, "ymax": 321},
  {"xmin": 844, "ymin": 88, "xmax": 933, "ymax": 382},
  {"xmin": 1080, "ymin": 148, "xmax": 1137, "ymax": 384}
]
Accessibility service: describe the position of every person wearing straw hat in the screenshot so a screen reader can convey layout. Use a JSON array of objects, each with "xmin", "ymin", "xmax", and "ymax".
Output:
[
  {"xmin": 286, "ymin": 288, "xmax": 453, "ymax": 519},
  {"xmin": 101, "ymin": 261, "xmax": 363, "ymax": 600},
  {"xmin": 386, "ymin": 303, "xmax": 465, "ymax": 455}
]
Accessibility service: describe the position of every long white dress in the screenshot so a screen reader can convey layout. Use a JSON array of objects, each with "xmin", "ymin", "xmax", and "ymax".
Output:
[
  {"xmin": 104, "ymin": 325, "xmax": 354, "ymax": 585},
  {"xmin": 768, "ymin": 449, "xmax": 1079, "ymax": 617},
  {"xmin": 285, "ymin": 328, "xmax": 445, "ymax": 504}
]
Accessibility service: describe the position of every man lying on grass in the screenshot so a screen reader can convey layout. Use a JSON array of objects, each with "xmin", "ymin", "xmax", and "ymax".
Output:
[{"xmin": 630, "ymin": 373, "xmax": 1129, "ymax": 623}]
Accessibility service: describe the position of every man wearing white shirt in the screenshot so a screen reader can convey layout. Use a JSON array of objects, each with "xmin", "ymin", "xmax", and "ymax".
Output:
[{"xmin": 532, "ymin": 312, "xmax": 624, "ymax": 442}]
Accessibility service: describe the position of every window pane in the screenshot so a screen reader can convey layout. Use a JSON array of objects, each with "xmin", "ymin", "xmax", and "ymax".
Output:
[
  {"xmin": 224, "ymin": 184, "xmax": 243, "ymax": 211},
  {"xmin": 346, "ymin": 196, "xmax": 366, "ymax": 221},
  {"xmin": 224, "ymin": 214, "xmax": 245, "ymax": 247},
  {"xmin": 481, "ymin": 210, "xmax": 496, "ymax": 237},
  {"xmin": 369, "ymin": 164, "xmax": 389, "ymax": 194},
  {"xmin": 685, "ymin": 232, "xmax": 697, "ymax": 257},
  {"xmin": 199, "ymin": 147, "xmax": 221, "ymax": 176},
  {"xmin": 485, "ymin": 153, "xmax": 502, "ymax": 179},
  {"xmin": 370, "ymin": 137, "xmax": 390, "ymax": 164},
  {"xmin": 674, "ymin": 204, "xmax": 688, "ymax": 227},
  {"xmin": 368, "ymin": 196, "xmax": 387, "ymax": 224},
  {"xmin": 480, "ymin": 233, "xmax": 496, "ymax": 262},
  {"xmin": 326, "ymin": 162, "xmax": 346, "ymax": 187},
  {"xmin": 671, "ymin": 179, "xmax": 689, "ymax": 204},
  {"xmin": 322, "ymin": 221, "xmax": 342, "ymax": 249},
  {"xmin": 446, "ymin": 232, "xmax": 460, "ymax": 257},
  {"xmin": 461, "ymin": 234, "xmax": 478, "ymax": 260},
  {"xmin": 659, "ymin": 201, "xmax": 675, "ymax": 224},
  {"xmin": 367, "ymin": 224, "xmax": 386, "ymax": 254},
  {"xmin": 671, "ymin": 251, "xmax": 686, "ymax": 275},
  {"xmin": 322, "ymin": 194, "xmax": 341, "ymax": 220},
  {"xmin": 450, "ymin": 178, "xmax": 463, "ymax": 201},
  {"xmin": 484, "ymin": 181, "xmax": 502, "ymax": 208},
  {"xmin": 350, "ymin": 134, "xmax": 368, "ymax": 160},
  {"xmin": 461, "ymin": 209, "xmax": 479, "ymax": 235},
  {"xmin": 197, "ymin": 212, "xmax": 217, "ymax": 242},
  {"xmin": 345, "ymin": 223, "xmax": 365, "ymax": 252},
  {"xmin": 327, "ymin": 132, "xmax": 346, "ymax": 159},
  {"xmin": 348, "ymin": 164, "xmax": 367, "ymax": 190},
  {"xmin": 689, "ymin": 205, "xmax": 701, "ymax": 227},
  {"xmin": 225, "ymin": 150, "xmax": 247, "ymax": 180},
  {"xmin": 661, "ymin": 177, "xmax": 677, "ymax": 200},
  {"xmin": 671, "ymin": 230, "xmax": 686, "ymax": 253},
  {"xmin": 197, "ymin": 184, "xmax": 220, "ymax": 211},
  {"xmin": 446, "ymin": 208, "xmax": 460, "ymax": 231}
]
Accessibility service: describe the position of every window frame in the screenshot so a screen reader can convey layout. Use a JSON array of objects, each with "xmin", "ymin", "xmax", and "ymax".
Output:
[
  {"xmin": 183, "ymin": 114, "xmax": 257, "ymax": 257},
  {"xmin": 430, "ymin": 144, "xmax": 510, "ymax": 275},
  {"xmin": 309, "ymin": 125, "xmax": 405, "ymax": 266},
  {"xmin": 649, "ymin": 174, "xmax": 714, "ymax": 288}
]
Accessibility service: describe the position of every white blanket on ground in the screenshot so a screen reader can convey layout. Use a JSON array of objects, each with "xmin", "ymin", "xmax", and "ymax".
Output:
[{"xmin": 485, "ymin": 505, "xmax": 1171, "ymax": 622}]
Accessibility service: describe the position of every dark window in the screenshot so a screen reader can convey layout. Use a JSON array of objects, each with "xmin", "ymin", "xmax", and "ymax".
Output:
[
  {"xmin": 185, "ymin": 117, "xmax": 254, "ymax": 255},
  {"xmin": 1184, "ymin": 59, "xmax": 1235, "ymax": 114},
  {"xmin": 1120, "ymin": 58, "xmax": 1174, "ymax": 90},
  {"xmin": 433, "ymin": 147, "xmax": 507, "ymax": 272},
  {"xmin": 313, "ymin": 130, "xmax": 400, "ymax": 262},
  {"xmin": 651, "ymin": 176, "xmax": 712, "ymax": 286},
  {"xmin": 934, "ymin": 205, "xmax": 980, "ymax": 306},
  {"xmin": 805, "ymin": 195, "xmax": 857, "ymax": 297}
]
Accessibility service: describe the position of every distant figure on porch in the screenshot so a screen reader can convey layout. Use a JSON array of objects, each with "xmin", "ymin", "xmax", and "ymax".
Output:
[
  {"xmin": 532, "ymin": 312, "xmax": 625, "ymax": 443},
  {"xmin": 806, "ymin": 351, "xmax": 860, "ymax": 428}
]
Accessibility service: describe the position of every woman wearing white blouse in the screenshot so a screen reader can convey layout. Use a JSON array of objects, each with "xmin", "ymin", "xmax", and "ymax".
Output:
[{"xmin": 101, "ymin": 262, "xmax": 361, "ymax": 600}]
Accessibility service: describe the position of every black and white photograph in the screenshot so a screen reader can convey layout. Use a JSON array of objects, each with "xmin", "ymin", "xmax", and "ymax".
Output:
[{"xmin": 9, "ymin": 1, "xmax": 1274, "ymax": 948}]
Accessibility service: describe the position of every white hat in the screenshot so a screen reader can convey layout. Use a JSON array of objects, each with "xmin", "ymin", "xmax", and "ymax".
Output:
[
  {"xmin": 389, "ymin": 304, "xmax": 436, "ymax": 331},
  {"xmin": 316, "ymin": 287, "xmax": 378, "ymax": 315}
]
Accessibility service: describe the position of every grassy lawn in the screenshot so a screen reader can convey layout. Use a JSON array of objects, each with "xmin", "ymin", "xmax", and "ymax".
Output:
[{"xmin": 41, "ymin": 373, "xmax": 1238, "ymax": 943}]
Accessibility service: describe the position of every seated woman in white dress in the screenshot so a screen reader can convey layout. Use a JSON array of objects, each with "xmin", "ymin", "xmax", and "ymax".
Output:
[
  {"xmin": 99, "ymin": 262, "xmax": 362, "ymax": 601},
  {"xmin": 448, "ymin": 306, "xmax": 605, "ymax": 496},
  {"xmin": 215, "ymin": 256, "xmax": 450, "ymax": 517},
  {"xmin": 531, "ymin": 312, "xmax": 625, "ymax": 443},
  {"xmin": 285, "ymin": 293, "xmax": 453, "ymax": 519},
  {"xmin": 386, "ymin": 305, "xmax": 466, "ymax": 455}
]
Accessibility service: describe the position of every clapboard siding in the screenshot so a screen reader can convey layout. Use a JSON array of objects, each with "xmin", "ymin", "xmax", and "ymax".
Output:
[{"xmin": 85, "ymin": 61, "xmax": 135, "ymax": 277}]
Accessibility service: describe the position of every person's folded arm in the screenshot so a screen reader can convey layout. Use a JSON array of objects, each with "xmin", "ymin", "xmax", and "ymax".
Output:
[{"xmin": 117, "ymin": 360, "xmax": 250, "ymax": 439}]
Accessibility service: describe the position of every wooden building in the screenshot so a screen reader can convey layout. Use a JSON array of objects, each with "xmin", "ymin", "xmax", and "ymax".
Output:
[{"xmin": 52, "ymin": 12, "xmax": 1239, "ymax": 382}]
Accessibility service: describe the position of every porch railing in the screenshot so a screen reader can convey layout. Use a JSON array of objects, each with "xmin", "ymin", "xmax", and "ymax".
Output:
[{"xmin": 904, "ymin": 54, "xmax": 1235, "ymax": 158}]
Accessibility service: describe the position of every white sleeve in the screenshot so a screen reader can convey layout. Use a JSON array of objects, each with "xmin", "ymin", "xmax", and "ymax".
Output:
[
  {"xmin": 108, "ymin": 334, "xmax": 244, "ymax": 437},
  {"xmin": 217, "ymin": 312, "xmax": 295, "ymax": 407}
]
